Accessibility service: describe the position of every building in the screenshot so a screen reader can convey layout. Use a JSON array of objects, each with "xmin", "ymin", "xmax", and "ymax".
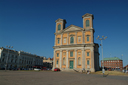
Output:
[
  {"xmin": 0, "ymin": 47, "xmax": 43, "ymax": 70},
  {"xmin": 52, "ymin": 13, "xmax": 99, "ymax": 72},
  {"xmin": 43, "ymin": 57, "xmax": 53, "ymax": 68},
  {"xmin": 101, "ymin": 57, "xmax": 123, "ymax": 71},
  {"xmin": 124, "ymin": 65, "xmax": 128, "ymax": 70}
]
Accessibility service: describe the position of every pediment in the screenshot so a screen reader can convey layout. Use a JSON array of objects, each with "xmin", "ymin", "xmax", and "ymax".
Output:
[{"xmin": 62, "ymin": 25, "xmax": 83, "ymax": 32}]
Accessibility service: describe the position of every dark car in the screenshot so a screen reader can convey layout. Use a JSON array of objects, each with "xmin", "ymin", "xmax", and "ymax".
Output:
[{"xmin": 54, "ymin": 68, "xmax": 60, "ymax": 71}]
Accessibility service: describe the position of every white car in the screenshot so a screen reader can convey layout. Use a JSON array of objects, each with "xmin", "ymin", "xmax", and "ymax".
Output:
[{"xmin": 34, "ymin": 68, "xmax": 41, "ymax": 71}]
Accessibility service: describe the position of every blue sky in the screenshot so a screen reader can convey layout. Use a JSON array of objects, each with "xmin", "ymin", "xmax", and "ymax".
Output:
[{"xmin": 0, "ymin": 0, "xmax": 128, "ymax": 66}]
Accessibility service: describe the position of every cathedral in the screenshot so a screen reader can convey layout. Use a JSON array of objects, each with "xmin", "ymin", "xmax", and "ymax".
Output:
[{"xmin": 52, "ymin": 13, "xmax": 99, "ymax": 72}]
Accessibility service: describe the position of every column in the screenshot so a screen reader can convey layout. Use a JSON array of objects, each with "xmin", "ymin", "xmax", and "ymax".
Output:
[
  {"xmin": 83, "ymin": 31, "xmax": 85, "ymax": 44},
  {"xmin": 75, "ymin": 32, "xmax": 77, "ymax": 44},
  {"xmin": 91, "ymin": 47, "xmax": 94, "ymax": 71},
  {"xmin": 60, "ymin": 50, "xmax": 62, "ymax": 69},
  {"xmin": 75, "ymin": 49, "xmax": 77, "ymax": 69},
  {"xmin": 61, "ymin": 34, "xmax": 62, "ymax": 45},
  {"xmin": 67, "ymin": 33, "xmax": 69, "ymax": 45},
  {"xmin": 52, "ymin": 50, "xmax": 56, "ymax": 70},
  {"xmin": 66, "ymin": 50, "xmax": 68, "ymax": 69},
  {"xmin": 91, "ymin": 30, "xmax": 93, "ymax": 43},
  {"xmin": 82, "ymin": 48, "xmax": 85, "ymax": 69}
]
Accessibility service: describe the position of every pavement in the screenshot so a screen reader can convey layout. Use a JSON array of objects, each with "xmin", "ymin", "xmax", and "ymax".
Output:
[{"xmin": 0, "ymin": 70, "xmax": 128, "ymax": 85}]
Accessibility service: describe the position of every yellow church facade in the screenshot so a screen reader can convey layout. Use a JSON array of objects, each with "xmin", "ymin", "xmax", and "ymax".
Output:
[{"xmin": 53, "ymin": 13, "xmax": 99, "ymax": 72}]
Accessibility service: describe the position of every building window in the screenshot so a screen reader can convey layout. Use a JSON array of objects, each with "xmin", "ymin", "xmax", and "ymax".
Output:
[
  {"xmin": 78, "ymin": 57, "xmax": 81, "ymax": 65},
  {"xmin": 70, "ymin": 51, "xmax": 73, "ymax": 57},
  {"xmin": 87, "ymin": 36, "xmax": 89, "ymax": 41},
  {"xmin": 87, "ymin": 60, "xmax": 90, "ymax": 65},
  {"xmin": 70, "ymin": 36, "xmax": 74, "ymax": 44},
  {"xmin": 11, "ymin": 59, "xmax": 13, "ymax": 63},
  {"xmin": 15, "ymin": 60, "xmax": 17, "ymax": 63},
  {"xmin": 2, "ymin": 58, "xmax": 4, "ymax": 62},
  {"xmin": 78, "ymin": 36, "xmax": 81, "ymax": 42},
  {"xmin": 57, "ymin": 53, "xmax": 59, "ymax": 57},
  {"xmin": 86, "ymin": 20, "xmax": 89, "ymax": 27},
  {"xmin": 12, "ymin": 55, "xmax": 14, "ymax": 58},
  {"xmin": 3, "ymin": 53, "xmax": 5, "ymax": 56},
  {"xmin": 58, "ymin": 24, "xmax": 61, "ymax": 31},
  {"xmin": 87, "ymin": 52, "xmax": 89, "ymax": 56},
  {"xmin": 15, "ymin": 56, "xmax": 17, "ymax": 58},
  {"xmin": 58, "ymin": 39, "xmax": 60, "ymax": 44},
  {"xmin": 57, "ymin": 60, "xmax": 58, "ymax": 64},
  {"xmin": 63, "ymin": 38, "xmax": 66, "ymax": 43}
]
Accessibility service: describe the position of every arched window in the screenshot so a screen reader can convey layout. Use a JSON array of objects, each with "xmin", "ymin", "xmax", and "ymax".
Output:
[
  {"xmin": 87, "ymin": 36, "xmax": 89, "ymax": 41},
  {"xmin": 58, "ymin": 24, "xmax": 61, "ymax": 31},
  {"xmin": 86, "ymin": 20, "xmax": 89, "ymax": 27},
  {"xmin": 78, "ymin": 57, "xmax": 81, "ymax": 65},
  {"xmin": 70, "ymin": 36, "xmax": 74, "ymax": 44},
  {"xmin": 63, "ymin": 58, "xmax": 65, "ymax": 65}
]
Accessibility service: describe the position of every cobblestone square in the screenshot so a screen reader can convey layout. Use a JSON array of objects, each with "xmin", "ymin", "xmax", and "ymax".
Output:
[{"xmin": 0, "ymin": 71, "xmax": 128, "ymax": 85}]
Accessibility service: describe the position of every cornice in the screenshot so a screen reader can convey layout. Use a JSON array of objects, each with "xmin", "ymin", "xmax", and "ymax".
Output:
[
  {"xmin": 62, "ymin": 24, "xmax": 83, "ymax": 32},
  {"xmin": 54, "ymin": 25, "xmax": 84, "ymax": 35},
  {"xmin": 53, "ymin": 44, "xmax": 95, "ymax": 49},
  {"xmin": 82, "ymin": 13, "xmax": 94, "ymax": 19},
  {"xmin": 55, "ymin": 18, "xmax": 67, "ymax": 24}
]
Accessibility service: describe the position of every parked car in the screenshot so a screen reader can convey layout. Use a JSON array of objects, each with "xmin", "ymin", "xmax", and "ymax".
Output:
[
  {"xmin": 12, "ymin": 68, "xmax": 18, "ymax": 70},
  {"xmin": 41, "ymin": 68, "xmax": 47, "ymax": 70},
  {"xmin": 54, "ymin": 68, "xmax": 60, "ymax": 71}
]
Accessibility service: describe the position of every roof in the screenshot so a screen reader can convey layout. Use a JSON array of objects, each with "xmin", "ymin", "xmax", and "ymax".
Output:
[
  {"xmin": 124, "ymin": 65, "xmax": 128, "ymax": 68},
  {"xmin": 102, "ymin": 57, "xmax": 122, "ymax": 61},
  {"xmin": 82, "ymin": 13, "xmax": 94, "ymax": 19}
]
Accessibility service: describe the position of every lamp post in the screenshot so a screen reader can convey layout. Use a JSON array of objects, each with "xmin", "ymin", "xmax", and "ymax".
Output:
[
  {"xmin": 121, "ymin": 54, "xmax": 123, "ymax": 60},
  {"xmin": 5, "ymin": 46, "xmax": 13, "ymax": 71},
  {"xmin": 96, "ymin": 35, "xmax": 107, "ymax": 77}
]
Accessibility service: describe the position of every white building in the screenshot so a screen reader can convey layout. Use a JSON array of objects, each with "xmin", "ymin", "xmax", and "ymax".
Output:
[{"xmin": 0, "ymin": 47, "xmax": 43, "ymax": 70}]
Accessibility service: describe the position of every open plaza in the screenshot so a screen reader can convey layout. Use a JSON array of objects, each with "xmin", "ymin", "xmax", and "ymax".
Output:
[{"xmin": 0, "ymin": 70, "xmax": 128, "ymax": 85}]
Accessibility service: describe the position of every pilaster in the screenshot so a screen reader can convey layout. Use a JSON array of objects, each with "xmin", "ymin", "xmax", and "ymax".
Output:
[
  {"xmin": 67, "ymin": 33, "xmax": 69, "ymax": 45},
  {"xmin": 52, "ymin": 50, "xmax": 56, "ymax": 70},
  {"xmin": 91, "ymin": 47, "xmax": 94, "ymax": 69},
  {"xmin": 61, "ymin": 34, "xmax": 62, "ymax": 45},
  {"xmin": 75, "ymin": 49, "xmax": 77, "ymax": 69},
  {"xmin": 66, "ymin": 50, "xmax": 68, "ymax": 68},
  {"xmin": 83, "ymin": 31, "xmax": 85, "ymax": 44},
  {"xmin": 91, "ymin": 30, "xmax": 94, "ymax": 43},
  {"xmin": 82, "ymin": 48, "xmax": 85, "ymax": 69},
  {"xmin": 75, "ymin": 32, "xmax": 77, "ymax": 44},
  {"xmin": 60, "ymin": 50, "xmax": 62, "ymax": 69}
]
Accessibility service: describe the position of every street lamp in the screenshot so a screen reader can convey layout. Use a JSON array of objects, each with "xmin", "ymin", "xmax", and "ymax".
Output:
[
  {"xmin": 5, "ymin": 45, "xmax": 13, "ymax": 71},
  {"xmin": 96, "ymin": 35, "xmax": 107, "ymax": 77},
  {"xmin": 121, "ymin": 54, "xmax": 123, "ymax": 60}
]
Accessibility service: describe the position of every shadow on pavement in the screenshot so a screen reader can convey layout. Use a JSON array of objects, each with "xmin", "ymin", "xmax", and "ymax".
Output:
[{"xmin": 103, "ymin": 73, "xmax": 109, "ymax": 77}]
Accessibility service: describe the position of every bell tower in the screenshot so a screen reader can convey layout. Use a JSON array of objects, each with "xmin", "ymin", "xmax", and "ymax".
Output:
[
  {"xmin": 82, "ymin": 13, "xmax": 94, "ymax": 29},
  {"xmin": 55, "ymin": 18, "xmax": 66, "ymax": 33}
]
